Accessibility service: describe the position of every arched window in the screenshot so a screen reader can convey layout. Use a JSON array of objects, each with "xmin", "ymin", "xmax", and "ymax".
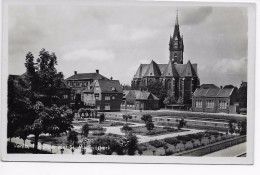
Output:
[
  {"xmin": 174, "ymin": 53, "xmax": 178, "ymax": 62},
  {"xmin": 166, "ymin": 79, "xmax": 171, "ymax": 90}
]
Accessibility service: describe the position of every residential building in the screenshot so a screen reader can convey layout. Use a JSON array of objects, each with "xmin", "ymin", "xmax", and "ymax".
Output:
[
  {"xmin": 192, "ymin": 84, "xmax": 237, "ymax": 114},
  {"xmin": 122, "ymin": 90, "xmax": 160, "ymax": 110},
  {"xmin": 131, "ymin": 12, "xmax": 200, "ymax": 104},
  {"xmin": 82, "ymin": 79, "xmax": 123, "ymax": 111}
]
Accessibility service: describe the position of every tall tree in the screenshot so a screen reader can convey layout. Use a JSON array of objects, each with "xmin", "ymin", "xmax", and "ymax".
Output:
[
  {"xmin": 238, "ymin": 82, "xmax": 247, "ymax": 108},
  {"xmin": 8, "ymin": 49, "xmax": 73, "ymax": 150},
  {"xmin": 145, "ymin": 81, "xmax": 167, "ymax": 108}
]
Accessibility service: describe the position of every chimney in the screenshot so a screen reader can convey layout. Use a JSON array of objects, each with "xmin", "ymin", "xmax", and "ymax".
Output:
[
  {"xmin": 220, "ymin": 86, "xmax": 223, "ymax": 89},
  {"xmin": 96, "ymin": 69, "xmax": 99, "ymax": 74},
  {"xmin": 74, "ymin": 71, "xmax": 77, "ymax": 75},
  {"xmin": 110, "ymin": 77, "xmax": 113, "ymax": 80}
]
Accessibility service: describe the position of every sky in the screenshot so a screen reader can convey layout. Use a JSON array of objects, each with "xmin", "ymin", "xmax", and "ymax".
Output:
[{"xmin": 8, "ymin": 2, "xmax": 248, "ymax": 87}]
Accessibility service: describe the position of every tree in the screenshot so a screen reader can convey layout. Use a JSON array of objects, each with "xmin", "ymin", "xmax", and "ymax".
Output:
[
  {"xmin": 145, "ymin": 81, "xmax": 167, "ymax": 108},
  {"xmin": 141, "ymin": 114, "xmax": 153, "ymax": 123},
  {"xmin": 99, "ymin": 113, "xmax": 105, "ymax": 123},
  {"xmin": 125, "ymin": 133, "xmax": 138, "ymax": 155},
  {"xmin": 67, "ymin": 130, "xmax": 78, "ymax": 147},
  {"xmin": 240, "ymin": 120, "xmax": 247, "ymax": 135},
  {"xmin": 145, "ymin": 121, "xmax": 155, "ymax": 133},
  {"xmin": 176, "ymin": 118, "xmax": 186, "ymax": 129},
  {"xmin": 123, "ymin": 114, "xmax": 132, "ymax": 125},
  {"xmin": 7, "ymin": 49, "xmax": 73, "ymax": 150},
  {"xmin": 81, "ymin": 123, "xmax": 89, "ymax": 138},
  {"xmin": 238, "ymin": 82, "xmax": 247, "ymax": 109},
  {"xmin": 228, "ymin": 119, "xmax": 237, "ymax": 135}
]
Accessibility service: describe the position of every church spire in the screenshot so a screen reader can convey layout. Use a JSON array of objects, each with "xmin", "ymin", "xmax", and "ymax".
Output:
[{"xmin": 175, "ymin": 10, "xmax": 179, "ymax": 25}]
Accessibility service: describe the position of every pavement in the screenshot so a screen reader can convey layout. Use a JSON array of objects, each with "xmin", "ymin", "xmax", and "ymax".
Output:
[{"xmin": 203, "ymin": 142, "xmax": 246, "ymax": 157}]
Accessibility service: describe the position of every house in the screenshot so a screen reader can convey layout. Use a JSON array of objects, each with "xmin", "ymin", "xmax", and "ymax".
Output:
[
  {"xmin": 65, "ymin": 69, "xmax": 109, "ymax": 94},
  {"xmin": 122, "ymin": 90, "xmax": 160, "ymax": 110},
  {"xmin": 192, "ymin": 84, "xmax": 237, "ymax": 114},
  {"xmin": 82, "ymin": 79, "xmax": 123, "ymax": 111},
  {"xmin": 131, "ymin": 12, "xmax": 200, "ymax": 104}
]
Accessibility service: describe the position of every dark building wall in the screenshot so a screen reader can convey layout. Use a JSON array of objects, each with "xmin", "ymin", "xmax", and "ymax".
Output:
[{"xmin": 96, "ymin": 93, "xmax": 123, "ymax": 111}]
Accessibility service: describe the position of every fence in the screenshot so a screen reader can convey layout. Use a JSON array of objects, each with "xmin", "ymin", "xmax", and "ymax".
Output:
[{"xmin": 174, "ymin": 135, "xmax": 246, "ymax": 156}]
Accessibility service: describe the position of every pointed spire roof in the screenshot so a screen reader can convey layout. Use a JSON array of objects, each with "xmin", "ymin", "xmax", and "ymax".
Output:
[
  {"xmin": 180, "ymin": 60, "xmax": 198, "ymax": 77},
  {"xmin": 144, "ymin": 60, "xmax": 161, "ymax": 77},
  {"xmin": 173, "ymin": 11, "xmax": 181, "ymax": 40},
  {"xmin": 162, "ymin": 60, "xmax": 179, "ymax": 77},
  {"xmin": 175, "ymin": 10, "xmax": 179, "ymax": 25}
]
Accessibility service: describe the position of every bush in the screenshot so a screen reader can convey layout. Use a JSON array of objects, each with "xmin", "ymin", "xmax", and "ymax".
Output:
[
  {"xmin": 122, "ymin": 125, "xmax": 132, "ymax": 131},
  {"xmin": 149, "ymin": 140, "xmax": 166, "ymax": 148},
  {"xmin": 164, "ymin": 137, "xmax": 180, "ymax": 145},
  {"xmin": 92, "ymin": 131, "xmax": 105, "ymax": 136},
  {"xmin": 165, "ymin": 150, "xmax": 174, "ymax": 156}
]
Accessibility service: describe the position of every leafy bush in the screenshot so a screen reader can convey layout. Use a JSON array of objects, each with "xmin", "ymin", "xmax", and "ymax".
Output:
[
  {"xmin": 89, "ymin": 126, "xmax": 104, "ymax": 131},
  {"xmin": 165, "ymin": 150, "xmax": 174, "ymax": 156},
  {"xmin": 110, "ymin": 122, "xmax": 124, "ymax": 126},
  {"xmin": 92, "ymin": 131, "xmax": 105, "ymax": 136},
  {"xmin": 122, "ymin": 125, "xmax": 132, "ymax": 131},
  {"xmin": 149, "ymin": 140, "xmax": 166, "ymax": 148},
  {"xmin": 164, "ymin": 137, "xmax": 180, "ymax": 145}
]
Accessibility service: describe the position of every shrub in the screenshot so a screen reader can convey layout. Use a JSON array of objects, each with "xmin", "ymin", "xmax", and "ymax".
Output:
[
  {"xmin": 122, "ymin": 125, "xmax": 132, "ymax": 131},
  {"xmin": 164, "ymin": 137, "xmax": 180, "ymax": 145},
  {"xmin": 92, "ymin": 131, "xmax": 105, "ymax": 136},
  {"xmin": 165, "ymin": 150, "xmax": 174, "ymax": 156},
  {"xmin": 149, "ymin": 140, "xmax": 166, "ymax": 148}
]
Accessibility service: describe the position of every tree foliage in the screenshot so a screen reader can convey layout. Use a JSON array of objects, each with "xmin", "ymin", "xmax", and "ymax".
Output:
[
  {"xmin": 8, "ymin": 49, "xmax": 73, "ymax": 150},
  {"xmin": 238, "ymin": 82, "xmax": 247, "ymax": 108},
  {"xmin": 143, "ymin": 81, "xmax": 167, "ymax": 108},
  {"xmin": 81, "ymin": 123, "xmax": 89, "ymax": 138}
]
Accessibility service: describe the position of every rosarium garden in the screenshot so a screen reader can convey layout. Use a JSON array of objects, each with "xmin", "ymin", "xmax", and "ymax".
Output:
[{"xmin": 7, "ymin": 49, "xmax": 246, "ymax": 156}]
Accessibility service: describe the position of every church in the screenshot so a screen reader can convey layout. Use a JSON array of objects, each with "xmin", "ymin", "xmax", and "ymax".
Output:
[{"xmin": 131, "ymin": 12, "xmax": 200, "ymax": 104}]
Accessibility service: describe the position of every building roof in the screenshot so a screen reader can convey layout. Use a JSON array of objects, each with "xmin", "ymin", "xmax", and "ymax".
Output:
[
  {"xmin": 123, "ymin": 90, "xmax": 159, "ymax": 101},
  {"xmin": 179, "ymin": 60, "xmax": 198, "ymax": 77},
  {"xmin": 66, "ymin": 73, "xmax": 108, "ymax": 81},
  {"xmin": 193, "ymin": 87, "xmax": 234, "ymax": 98},
  {"xmin": 143, "ymin": 60, "xmax": 162, "ymax": 77},
  {"xmin": 133, "ymin": 60, "xmax": 198, "ymax": 79},
  {"xmin": 96, "ymin": 79, "xmax": 123, "ymax": 94},
  {"xmin": 161, "ymin": 61, "xmax": 179, "ymax": 77},
  {"xmin": 200, "ymin": 84, "xmax": 219, "ymax": 89}
]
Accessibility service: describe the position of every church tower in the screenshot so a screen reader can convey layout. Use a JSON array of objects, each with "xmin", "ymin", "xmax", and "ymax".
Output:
[{"xmin": 169, "ymin": 11, "xmax": 184, "ymax": 64}]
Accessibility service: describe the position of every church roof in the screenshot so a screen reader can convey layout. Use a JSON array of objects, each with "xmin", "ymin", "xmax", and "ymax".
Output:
[
  {"xmin": 133, "ymin": 60, "xmax": 198, "ymax": 79},
  {"xmin": 161, "ymin": 61, "xmax": 179, "ymax": 77},
  {"xmin": 179, "ymin": 60, "xmax": 198, "ymax": 77},
  {"xmin": 143, "ymin": 60, "xmax": 162, "ymax": 77}
]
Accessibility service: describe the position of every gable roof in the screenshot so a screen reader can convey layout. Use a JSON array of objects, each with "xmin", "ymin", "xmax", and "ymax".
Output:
[
  {"xmin": 179, "ymin": 60, "xmax": 198, "ymax": 77},
  {"xmin": 96, "ymin": 79, "xmax": 123, "ymax": 93},
  {"xmin": 143, "ymin": 60, "xmax": 162, "ymax": 77},
  {"xmin": 200, "ymin": 84, "xmax": 219, "ymax": 89},
  {"xmin": 161, "ymin": 61, "xmax": 179, "ymax": 77},
  {"xmin": 193, "ymin": 87, "xmax": 234, "ymax": 98},
  {"xmin": 123, "ymin": 90, "xmax": 159, "ymax": 101},
  {"xmin": 66, "ymin": 72, "xmax": 108, "ymax": 81}
]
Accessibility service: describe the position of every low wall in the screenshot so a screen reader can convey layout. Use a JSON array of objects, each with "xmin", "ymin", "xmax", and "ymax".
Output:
[{"xmin": 174, "ymin": 135, "xmax": 246, "ymax": 156}]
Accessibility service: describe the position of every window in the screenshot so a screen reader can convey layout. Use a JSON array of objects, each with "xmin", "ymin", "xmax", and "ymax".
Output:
[
  {"xmin": 96, "ymin": 106, "xmax": 100, "ymax": 110},
  {"xmin": 105, "ymin": 95, "xmax": 110, "ymax": 100},
  {"xmin": 63, "ymin": 94, "xmax": 68, "ymax": 99},
  {"xmin": 219, "ymin": 100, "xmax": 227, "ymax": 109},
  {"xmin": 105, "ymin": 104, "xmax": 110, "ymax": 110},
  {"xmin": 112, "ymin": 96, "xmax": 115, "ymax": 100},
  {"xmin": 94, "ymin": 93, "xmax": 99, "ymax": 100},
  {"xmin": 95, "ymin": 87, "xmax": 100, "ymax": 91},
  {"xmin": 174, "ymin": 53, "xmax": 178, "ymax": 62},
  {"xmin": 206, "ymin": 100, "xmax": 214, "ymax": 108},
  {"xmin": 195, "ymin": 100, "xmax": 202, "ymax": 108}
]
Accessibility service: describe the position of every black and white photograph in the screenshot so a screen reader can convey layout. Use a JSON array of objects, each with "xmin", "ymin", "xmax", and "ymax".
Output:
[{"xmin": 1, "ymin": 0, "xmax": 256, "ymax": 164}]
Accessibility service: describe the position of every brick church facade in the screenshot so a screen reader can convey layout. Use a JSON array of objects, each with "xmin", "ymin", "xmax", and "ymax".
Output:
[{"xmin": 131, "ymin": 13, "xmax": 200, "ymax": 104}]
